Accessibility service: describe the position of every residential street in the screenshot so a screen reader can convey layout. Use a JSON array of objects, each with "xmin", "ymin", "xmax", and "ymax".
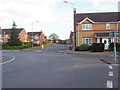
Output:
[{"xmin": 2, "ymin": 44, "xmax": 119, "ymax": 88}]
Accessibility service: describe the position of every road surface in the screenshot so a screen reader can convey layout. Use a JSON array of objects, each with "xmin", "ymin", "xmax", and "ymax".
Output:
[{"xmin": 2, "ymin": 44, "xmax": 119, "ymax": 88}]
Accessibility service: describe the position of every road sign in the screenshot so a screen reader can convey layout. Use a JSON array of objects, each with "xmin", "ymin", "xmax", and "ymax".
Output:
[
  {"xmin": 109, "ymin": 32, "xmax": 120, "ymax": 37},
  {"xmin": 31, "ymin": 38, "xmax": 34, "ymax": 42}
]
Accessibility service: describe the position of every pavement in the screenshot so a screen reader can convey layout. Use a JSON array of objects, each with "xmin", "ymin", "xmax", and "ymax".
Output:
[{"xmin": 2, "ymin": 44, "xmax": 119, "ymax": 88}]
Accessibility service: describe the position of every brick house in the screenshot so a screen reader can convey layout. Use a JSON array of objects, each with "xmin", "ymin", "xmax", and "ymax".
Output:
[
  {"xmin": 27, "ymin": 31, "xmax": 45, "ymax": 45},
  {"xmin": 74, "ymin": 9, "xmax": 120, "ymax": 49},
  {"xmin": 0, "ymin": 28, "xmax": 28, "ymax": 43}
]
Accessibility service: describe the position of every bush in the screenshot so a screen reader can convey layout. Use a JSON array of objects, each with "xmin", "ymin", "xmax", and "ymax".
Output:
[
  {"xmin": 91, "ymin": 43, "xmax": 104, "ymax": 52},
  {"xmin": 22, "ymin": 44, "xmax": 28, "ymax": 48},
  {"xmin": 75, "ymin": 46, "xmax": 80, "ymax": 51},
  {"xmin": 22, "ymin": 42, "xmax": 32, "ymax": 48},
  {"xmin": 79, "ymin": 44, "xmax": 90, "ymax": 51},
  {"xmin": 75, "ymin": 44, "xmax": 90, "ymax": 51},
  {"xmin": 27, "ymin": 42, "xmax": 32, "ymax": 47},
  {"xmin": 2, "ymin": 44, "xmax": 8, "ymax": 49},
  {"xmin": 43, "ymin": 41, "xmax": 47, "ymax": 44},
  {"xmin": 109, "ymin": 43, "xmax": 120, "ymax": 51}
]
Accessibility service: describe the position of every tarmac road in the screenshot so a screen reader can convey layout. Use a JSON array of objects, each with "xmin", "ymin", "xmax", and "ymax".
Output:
[{"xmin": 2, "ymin": 44, "xmax": 119, "ymax": 88}]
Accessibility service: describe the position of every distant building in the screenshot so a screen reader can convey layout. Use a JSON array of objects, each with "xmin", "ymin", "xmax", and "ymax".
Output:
[
  {"xmin": 47, "ymin": 39, "xmax": 53, "ymax": 43},
  {"xmin": 44, "ymin": 36, "xmax": 47, "ymax": 42},
  {"xmin": 69, "ymin": 31, "xmax": 74, "ymax": 45},
  {"xmin": 0, "ymin": 28, "xmax": 28, "ymax": 43},
  {"xmin": 27, "ymin": 31, "xmax": 45, "ymax": 45}
]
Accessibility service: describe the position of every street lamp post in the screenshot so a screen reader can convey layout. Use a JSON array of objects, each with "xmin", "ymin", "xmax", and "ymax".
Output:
[
  {"xmin": 32, "ymin": 21, "xmax": 39, "ymax": 47},
  {"xmin": 63, "ymin": 1, "xmax": 75, "ymax": 51},
  {"xmin": 4, "ymin": 32, "xmax": 5, "ymax": 43}
]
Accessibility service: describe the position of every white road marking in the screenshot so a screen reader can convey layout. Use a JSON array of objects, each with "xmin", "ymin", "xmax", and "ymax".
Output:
[
  {"xmin": 1, "ymin": 56, "xmax": 15, "ymax": 65},
  {"xmin": 107, "ymin": 80, "xmax": 113, "ymax": 88},
  {"xmin": 109, "ymin": 71, "xmax": 113, "ymax": 77},
  {"xmin": 109, "ymin": 65, "xmax": 113, "ymax": 70}
]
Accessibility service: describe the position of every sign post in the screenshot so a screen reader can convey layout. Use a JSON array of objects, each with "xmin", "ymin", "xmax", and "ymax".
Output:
[
  {"xmin": 113, "ymin": 29, "xmax": 116, "ymax": 62},
  {"xmin": 31, "ymin": 38, "xmax": 34, "ymax": 47}
]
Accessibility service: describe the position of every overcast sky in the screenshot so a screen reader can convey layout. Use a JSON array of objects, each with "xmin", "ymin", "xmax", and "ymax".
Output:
[{"xmin": 0, "ymin": 0, "xmax": 119, "ymax": 39}]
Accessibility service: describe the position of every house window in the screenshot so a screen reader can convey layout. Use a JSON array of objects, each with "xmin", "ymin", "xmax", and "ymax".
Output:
[
  {"xmin": 6, "ymin": 34, "xmax": 8, "ymax": 38},
  {"xmin": 35, "ymin": 37, "xmax": 39, "ymax": 39},
  {"xmin": 0, "ymin": 35, "xmax": 1, "ymax": 38},
  {"xmin": 106, "ymin": 24, "xmax": 110, "ymax": 29},
  {"xmin": 24, "ymin": 35, "xmax": 27, "ymax": 38},
  {"xmin": 82, "ymin": 24, "xmax": 92, "ymax": 30},
  {"xmin": 82, "ymin": 38, "xmax": 92, "ymax": 45}
]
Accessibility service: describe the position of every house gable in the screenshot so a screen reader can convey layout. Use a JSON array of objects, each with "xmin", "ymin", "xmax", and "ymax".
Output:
[
  {"xmin": 79, "ymin": 17, "xmax": 94, "ymax": 24},
  {"xmin": 19, "ymin": 28, "xmax": 28, "ymax": 42}
]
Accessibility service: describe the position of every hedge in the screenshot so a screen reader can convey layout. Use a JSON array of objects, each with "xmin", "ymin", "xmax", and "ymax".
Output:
[
  {"xmin": 109, "ymin": 43, "xmax": 120, "ymax": 51},
  {"xmin": 75, "ymin": 44, "xmax": 90, "ymax": 51},
  {"xmin": 2, "ymin": 42, "xmax": 32, "ymax": 50},
  {"xmin": 91, "ymin": 43, "xmax": 104, "ymax": 52},
  {"xmin": 4, "ymin": 46, "xmax": 24, "ymax": 50}
]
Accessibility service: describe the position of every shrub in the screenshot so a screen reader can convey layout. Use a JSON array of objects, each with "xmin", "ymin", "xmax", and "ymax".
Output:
[
  {"xmin": 27, "ymin": 42, "xmax": 32, "ymax": 47},
  {"xmin": 22, "ymin": 44, "xmax": 28, "ymax": 48},
  {"xmin": 22, "ymin": 42, "xmax": 32, "ymax": 48},
  {"xmin": 79, "ymin": 44, "xmax": 90, "ymax": 51},
  {"xmin": 75, "ymin": 44, "xmax": 90, "ymax": 51},
  {"xmin": 91, "ymin": 43, "xmax": 104, "ymax": 52},
  {"xmin": 117, "ymin": 43, "xmax": 120, "ymax": 51},
  {"xmin": 43, "ymin": 41, "xmax": 47, "ymax": 44},
  {"xmin": 109, "ymin": 43, "xmax": 120, "ymax": 51},
  {"xmin": 2, "ymin": 44, "xmax": 8, "ymax": 49},
  {"xmin": 75, "ymin": 46, "xmax": 80, "ymax": 51}
]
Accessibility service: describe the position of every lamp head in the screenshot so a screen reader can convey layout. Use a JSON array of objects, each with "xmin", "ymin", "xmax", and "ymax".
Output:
[{"xmin": 63, "ymin": 1, "xmax": 67, "ymax": 3}]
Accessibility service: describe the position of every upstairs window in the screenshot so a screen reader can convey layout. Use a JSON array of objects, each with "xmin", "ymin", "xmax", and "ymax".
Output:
[
  {"xmin": 35, "ymin": 37, "xmax": 39, "ymax": 39},
  {"xmin": 82, "ymin": 24, "xmax": 92, "ymax": 30},
  {"xmin": 106, "ymin": 24, "xmax": 110, "ymax": 29},
  {"xmin": 24, "ymin": 35, "xmax": 27, "ymax": 38}
]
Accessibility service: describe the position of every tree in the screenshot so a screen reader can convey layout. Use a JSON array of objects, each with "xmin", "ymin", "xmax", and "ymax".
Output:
[
  {"xmin": 49, "ymin": 33, "xmax": 59, "ymax": 42},
  {"xmin": 7, "ymin": 21, "xmax": 22, "ymax": 46}
]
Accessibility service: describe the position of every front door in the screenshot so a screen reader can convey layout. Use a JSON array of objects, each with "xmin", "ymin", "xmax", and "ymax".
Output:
[{"xmin": 102, "ymin": 38, "xmax": 109, "ymax": 50}]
